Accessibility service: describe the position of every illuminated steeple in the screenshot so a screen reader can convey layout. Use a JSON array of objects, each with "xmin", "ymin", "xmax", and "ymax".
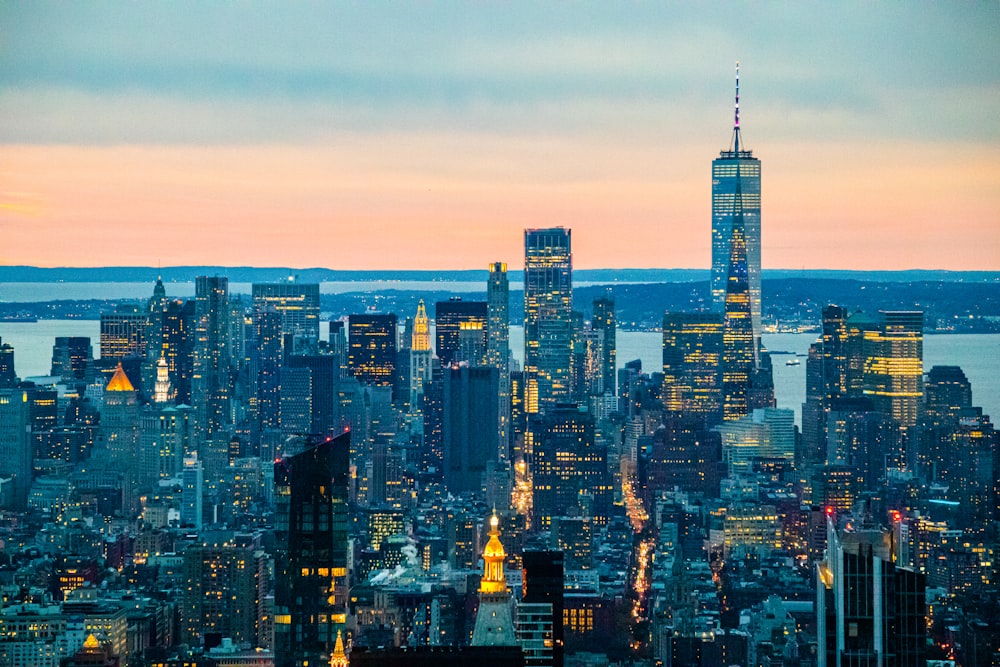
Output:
[
  {"xmin": 329, "ymin": 630, "xmax": 348, "ymax": 667},
  {"xmin": 471, "ymin": 511, "xmax": 517, "ymax": 646},
  {"xmin": 154, "ymin": 355, "xmax": 172, "ymax": 403},
  {"xmin": 480, "ymin": 511, "xmax": 507, "ymax": 593},
  {"xmin": 412, "ymin": 299, "xmax": 430, "ymax": 351}
]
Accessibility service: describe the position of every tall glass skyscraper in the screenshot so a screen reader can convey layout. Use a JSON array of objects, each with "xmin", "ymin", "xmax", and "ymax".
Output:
[
  {"xmin": 523, "ymin": 228, "xmax": 573, "ymax": 415},
  {"xmin": 712, "ymin": 64, "xmax": 761, "ymax": 342}
]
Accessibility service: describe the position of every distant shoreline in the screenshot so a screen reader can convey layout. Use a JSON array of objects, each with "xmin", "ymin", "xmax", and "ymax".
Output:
[{"xmin": 1, "ymin": 266, "xmax": 998, "ymax": 284}]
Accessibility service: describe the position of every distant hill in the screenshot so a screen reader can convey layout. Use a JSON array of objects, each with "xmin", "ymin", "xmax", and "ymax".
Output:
[{"xmin": 0, "ymin": 265, "xmax": 997, "ymax": 284}]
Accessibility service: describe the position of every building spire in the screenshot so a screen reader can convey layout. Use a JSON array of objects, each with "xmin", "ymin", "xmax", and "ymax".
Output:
[{"xmin": 733, "ymin": 60, "xmax": 741, "ymax": 153}]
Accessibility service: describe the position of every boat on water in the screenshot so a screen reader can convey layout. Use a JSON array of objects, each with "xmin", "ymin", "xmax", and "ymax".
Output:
[{"xmin": 785, "ymin": 358, "xmax": 801, "ymax": 366}]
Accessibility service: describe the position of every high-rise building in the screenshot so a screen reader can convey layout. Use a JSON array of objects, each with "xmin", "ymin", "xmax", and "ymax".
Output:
[
  {"xmin": 0, "ymin": 388, "xmax": 32, "ymax": 509},
  {"xmin": 721, "ymin": 174, "xmax": 754, "ymax": 423},
  {"xmin": 435, "ymin": 298, "xmax": 487, "ymax": 367},
  {"xmin": 50, "ymin": 337, "xmax": 93, "ymax": 384},
  {"xmin": 252, "ymin": 280, "xmax": 321, "ymax": 344},
  {"xmin": 0, "ymin": 339, "xmax": 15, "ymax": 388},
  {"xmin": 662, "ymin": 312, "xmax": 724, "ymax": 425},
  {"xmin": 192, "ymin": 276, "xmax": 232, "ymax": 444},
  {"xmin": 100, "ymin": 307, "xmax": 148, "ymax": 363},
  {"xmin": 816, "ymin": 523, "xmax": 926, "ymax": 667},
  {"xmin": 409, "ymin": 300, "xmax": 433, "ymax": 411},
  {"xmin": 862, "ymin": 311, "xmax": 924, "ymax": 429},
  {"xmin": 158, "ymin": 299, "xmax": 195, "ymax": 405},
  {"xmin": 442, "ymin": 365, "xmax": 500, "ymax": 496},
  {"xmin": 488, "ymin": 263, "xmax": 512, "ymax": 460},
  {"xmin": 181, "ymin": 532, "xmax": 268, "ymax": 648},
  {"xmin": 471, "ymin": 512, "xmax": 518, "ymax": 647},
  {"xmin": 591, "ymin": 296, "xmax": 616, "ymax": 398},
  {"xmin": 348, "ymin": 314, "xmax": 398, "ymax": 391},
  {"xmin": 251, "ymin": 304, "xmax": 284, "ymax": 433},
  {"xmin": 274, "ymin": 432, "xmax": 350, "ymax": 667},
  {"xmin": 524, "ymin": 228, "xmax": 573, "ymax": 415},
  {"xmin": 522, "ymin": 550, "xmax": 564, "ymax": 667},
  {"xmin": 530, "ymin": 404, "xmax": 611, "ymax": 529},
  {"xmin": 711, "ymin": 63, "xmax": 761, "ymax": 343}
]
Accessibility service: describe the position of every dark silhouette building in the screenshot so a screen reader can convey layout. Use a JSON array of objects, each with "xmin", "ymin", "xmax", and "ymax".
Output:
[
  {"xmin": 274, "ymin": 431, "xmax": 350, "ymax": 667},
  {"xmin": 435, "ymin": 298, "xmax": 487, "ymax": 366}
]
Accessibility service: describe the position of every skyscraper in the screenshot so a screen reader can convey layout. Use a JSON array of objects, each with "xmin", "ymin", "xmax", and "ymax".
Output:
[
  {"xmin": 591, "ymin": 296, "xmax": 616, "ymax": 398},
  {"xmin": 863, "ymin": 311, "xmax": 924, "ymax": 429},
  {"xmin": 274, "ymin": 432, "xmax": 350, "ymax": 667},
  {"xmin": 817, "ymin": 523, "xmax": 926, "ymax": 667},
  {"xmin": 524, "ymin": 228, "xmax": 573, "ymax": 415},
  {"xmin": 435, "ymin": 298, "xmax": 487, "ymax": 367},
  {"xmin": 661, "ymin": 312, "xmax": 724, "ymax": 425},
  {"xmin": 348, "ymin": 313, "xmax": 398, "ymax": 392},
  {"xmin": 721, "ymin": 177, "xmax": 754, "ymax": 422},
  {"xmin": 487, "ymin": 262, "xmax": 511, "ymax": 459},
  {"xmin": 711, "ymin": 63, "xmax": 761, "ymax": 343},
  {"xmin": 442, "ymin": 365, "xmax": 500, "ymax": 495},
  {"xmin": 251, "ymin": 280, "xmax": 321, "ymax": 344},
  {"xmin": 409, "ymin": 300, "xmax": 433, "ymax": 410},
  {"xmin": 192, "ymin": 276, "xmax": 232, "ymax": 444}
]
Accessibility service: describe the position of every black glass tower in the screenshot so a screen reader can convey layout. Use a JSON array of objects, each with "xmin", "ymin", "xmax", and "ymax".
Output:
[{"xmin": 274, "ymin": 431, "xmax": 350, "ymax": 667}]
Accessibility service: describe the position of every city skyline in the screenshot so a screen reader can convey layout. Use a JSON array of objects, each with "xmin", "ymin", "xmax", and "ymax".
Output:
[{"xmin": 1, "ymin": 3, "xmax": 998, "ymax": 271}]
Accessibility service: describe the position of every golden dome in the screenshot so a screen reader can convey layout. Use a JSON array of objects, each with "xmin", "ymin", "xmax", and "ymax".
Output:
[{"xmin": 105, "ymin": 362, "xmax": 135, "ymax": 392}]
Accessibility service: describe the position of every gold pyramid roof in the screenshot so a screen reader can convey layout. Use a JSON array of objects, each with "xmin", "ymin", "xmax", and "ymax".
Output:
[{"xmin": 106, "ymin": 362, "xmax": 135, "ymax": 392}]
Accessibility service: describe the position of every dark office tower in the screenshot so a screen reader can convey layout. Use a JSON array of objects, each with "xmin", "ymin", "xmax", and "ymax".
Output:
[
  {"xmin": 522, "ymin": 550, "xmax": 565, "ymax": 667},
  {"xmin": 51, "ymin": 337, "xmax": 93, "ymax": 384},
  {"xmin": 646, "ymin": 415, "xmax": 723, "ymax": 499},
  {"xmin": 274, "ymin": 432, "xmax": 350, "ymax": 667},
  {"xmin": 0, "ymin": 339, "xmax": 14, "ymax": 388},
  {"xmin": 914, "ymin": 366, "xmax": 974, "ymax": 480},
  {"xmin": 192, "ymin": 276, "xmax": 232, "ymax": 443},
  {"xmin": 923, "ymin": 366, "xmax": 972, "ymax": 422},
  {"xmin": 863, "ymin": 311, "xmax": 924, "ymax": 429},
  {"xmin": 100, "ymin": 306, "xmax": 148, "ymax": 362},
  {"xmin": 159, "ymin": 299, "xmax": 195, "ymax": 405},
  {"xmin": 288, "ymin": 354, "xmax": 339, "ymax": 436},
  {"xmin": 530, "ymin": 404, "xmax": 611, "ymax": 529},
  {"xmin": 821, "ymin": 306, "xmax": 850, "ymax": 402},
  {"xmin": 942, "ymin": 408, "xmax": 998, "ymax": 531},
  {"xmin": 487, "ymin": 263, "xmax": 512, "ymax": 459},
  {"xmin": 279, "ymin": 366, "xmax": 313, "ymax": 437},
  {"xmin": 0, "ymin": 388, "xmax": 31, "ymax": 508},
  {"xmin": 348, "ymin": 314, "xmax": 397, "ymax": 391},
  {"xmin": 510, "ymin": 369, "xmax": 526, "ymax": 462},
  {"xmin": 442, "ymin": 365, "xmax": 500, "ymax": 496},
  {"xmin": 252, "ymin": 280, "xmax": 321, "ymax": 343},
  {"xmin": 801, "ymin": 341, "xmax": 828, "ymax": 467},
  {"xmin": 524, "ymin": 228, "xmax": 573, "ymax": 415},
  {"xmin": 435, "ymin": 298, "xmax": 488, "ymax": 367},
  {"xmin": 591, "ymin": 295, "xmax": 616, "ymax": 398},
  {"xmin": 711, "ymin": 63, "xmax": 761, "ymax": 342},
  {"xmin": 721, "ymin": 179, "xmax": 754, "ymax": 423},
  {"xmin": 662, "ymin": 312, "xmax": 724, "ymax": 426},
  {"xmin": 252, "ymin": 304, "xmax": 283, "ymax": 432},
  {"xmin": 817, "ymin": 525, "xmax": 926, "ymax": 667}
]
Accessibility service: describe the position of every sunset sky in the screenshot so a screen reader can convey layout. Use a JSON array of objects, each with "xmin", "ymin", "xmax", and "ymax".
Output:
[{"xmin": 1, "ymin": 3, "xmax": 998, "ymax": 271}]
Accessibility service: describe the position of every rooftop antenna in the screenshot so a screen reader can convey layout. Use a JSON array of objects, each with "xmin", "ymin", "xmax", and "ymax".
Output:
[{"xmin": 734, "ymin": 61, "xmax": 741, "ymax": 153}]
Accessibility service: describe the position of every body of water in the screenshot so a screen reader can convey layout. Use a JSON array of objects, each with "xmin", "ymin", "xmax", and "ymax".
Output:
[
  {"xmin": 2, "ymin": 319, "xmax": 996, "ymax": 428},
  {"xmin": 0, "ymin": 280, "xmax": 657, "ymax": 302}
]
